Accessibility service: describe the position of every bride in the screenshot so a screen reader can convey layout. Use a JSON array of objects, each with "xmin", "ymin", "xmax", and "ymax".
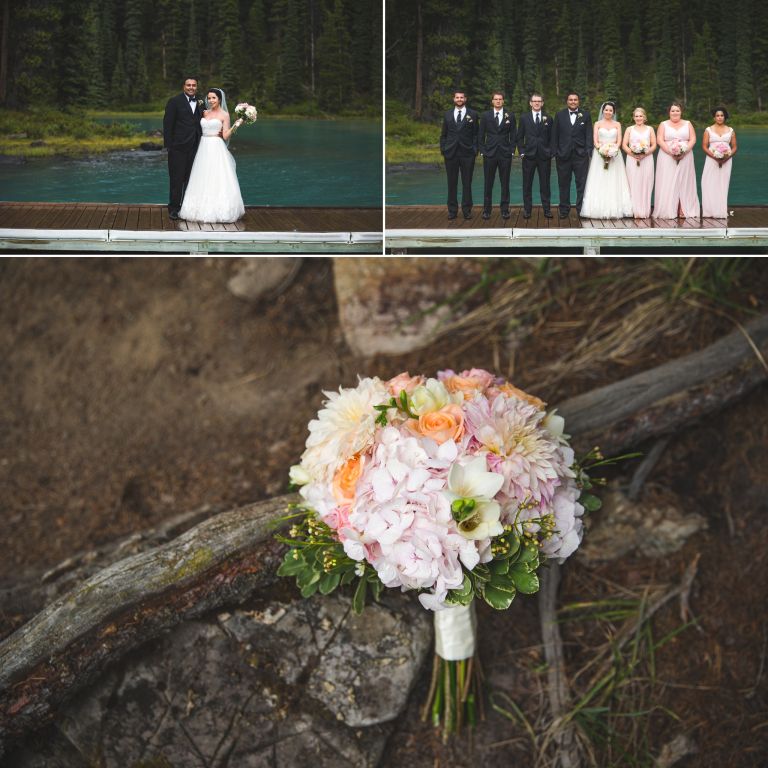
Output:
[
  {"xmin": 580, "ymin": 101, "xmax": 633, "ymax": 219},
  {"xmin": 179, "ymin": 88, "xmax": 245, "ymax": 223}
]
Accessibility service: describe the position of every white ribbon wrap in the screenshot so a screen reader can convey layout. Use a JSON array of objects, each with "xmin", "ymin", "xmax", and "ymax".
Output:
[{"xmin": 434, "ymin": 603, "xmax": 477, "ymax": 660}]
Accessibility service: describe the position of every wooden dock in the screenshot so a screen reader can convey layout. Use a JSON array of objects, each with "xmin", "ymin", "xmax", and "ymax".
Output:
[
  {"xmin": 0, "ymin": 203, "xmax": 383, "ymax": 253},
  {"xmin": 385, "ymin": 205, "xmax": 768, "ymax": 252}
]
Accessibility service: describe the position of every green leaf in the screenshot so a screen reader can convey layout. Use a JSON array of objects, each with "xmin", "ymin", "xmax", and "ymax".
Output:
[
  {"xmin": 483, "ymin": 583, "xmax": 517, "ymax": 610},
  {"xmin": 352, "ymin": 577, "xmax": 367, "ymax": 614},
  {"xmin": 518, "ymin": 545, "xmax": 539, "ymax": 565},
  {"xmin": 490, "ymin": 558, "xmax": 510, "ymax": 576},
  {"xmin": 489, "ymin": 572, "xmax": 516, "ymax": 593},
  {"xmin": 580, "ymin": 493, "xmax": 602, "ymax": 512},
  {"xmin": 340, "ymin": 569, "xmax": 357, "ymax": 586},
  {"xmin": 296, "ymin": 567, "xmax": 321, "ymax": 589},
  {"xmin": 300, "ymin": 581, "xmax": 319, "ymax": 598},
  {"xmin": 472, "ymin": 564, "xmax": 491, "ymax": 582},
  {"xmin": 510, "ymin": 566, "xmax": 540, "ymax": 594},
  {"xmin": 369, "ymin": 578, "xmax": 383, "ymax": 602},
  {"xmin": 277, "ymin": 554, "xmax": 306, "ymax": 577},
  {"xmin": 318, "ymin": 571, "xmax": 341, "ymax": 595}
]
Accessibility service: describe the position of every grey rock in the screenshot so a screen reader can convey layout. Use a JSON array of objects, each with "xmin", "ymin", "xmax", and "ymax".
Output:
[
  {"xmin": 7, "ymin": 592, "xmax": 430, "ymax": 768},
  {"xmin": 579, "ymin": 484, "xmax": 708, "ymax": 563},
  {"xmin": 227, "ymin": 258, "xmax": 302, "ymax": 301}
]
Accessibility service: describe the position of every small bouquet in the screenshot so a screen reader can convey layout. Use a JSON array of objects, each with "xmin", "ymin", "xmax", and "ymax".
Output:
[
  {"xmin": 598, "ymin": 142, "xmax": 620, "ymax": 169},
  {"xmin": 629, "ymin": 139, "xmax": 649, "ymax": 167},
  {"xmin": 279, "ymin": 369, "xmax": 599, "ymax": 738},
  {"xmin": 233, "ymin": 102, "xmax": 258, "ymax": 131},
  {"xmin": 710, "ymin": 140, "xmax": 731, "ymax": 166},
  {"xmin": 668, "ymin": 139, "xmax": 689, "ymax": 161}
]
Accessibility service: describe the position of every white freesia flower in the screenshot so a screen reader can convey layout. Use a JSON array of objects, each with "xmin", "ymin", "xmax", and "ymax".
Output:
[
  {"xmin": 410, "ymin": 378, "xmax": 463, "ymax": 415},
  {"xmin": 542, "ymin": 410, "xmax": 566, "ymax": 440},
  {"xmin": 444, "ymin": 456, "xmax": 504, "ymax": 540},
  {"xmin": 300, "ymin": 377, "xmax": 388, "ymax": 483},
  {"xmin": 289, "ymin": 464, "xmax": 310, "ymax": 486}
]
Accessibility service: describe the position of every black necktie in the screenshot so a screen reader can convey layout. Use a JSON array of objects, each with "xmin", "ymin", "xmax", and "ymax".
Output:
[
  {"xmin": 536, "ymin": 113, "xmax": 540, "ymax": 126},
  {"xmin": 496, "ymin": 111, "xmax": 501, "ymax": 126},
  {"xmin": 457, "ymin": 109, "xmax": 462, "ymax": 123}
]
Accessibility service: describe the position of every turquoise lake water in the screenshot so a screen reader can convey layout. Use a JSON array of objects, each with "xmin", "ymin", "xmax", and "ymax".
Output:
[
  {"xmin": 0, "ymin": 118, "xmax": 383, "ymax": 207},
  {"xmin": 386, "ymin": 128, "xmax": 768, "ymax": 207}
]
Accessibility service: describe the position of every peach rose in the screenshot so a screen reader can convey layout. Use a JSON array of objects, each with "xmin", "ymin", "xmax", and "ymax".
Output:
[
  {"xmin": 407, "ymin": 404, "xmax": 465, "ymax": 444},
  {"xmin": 496, "ymin": 382, "xmax": 546, "ymax": 410},
  {"xmin": 441, "ymin": 368, "xmax": 495, "ymax": 399},
  {"xmin": 386, "ymin": 371, "xmax": 425, "ymax": 397},
  {"xmin": 332, "ymin": 454, "xmax": 364, "ymax": 503}
]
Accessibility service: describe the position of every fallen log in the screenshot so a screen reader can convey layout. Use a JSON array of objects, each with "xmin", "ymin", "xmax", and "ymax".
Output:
[{"xmin": 1, "ymin": 313, "xmax": 767, "ymax": 754}]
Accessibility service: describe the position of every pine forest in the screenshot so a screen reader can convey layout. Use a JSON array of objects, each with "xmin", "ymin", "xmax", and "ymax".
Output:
[
  {"xmin": 386, "ymin": 0, "xmax": 768, "ymax": 124},
  {"xmin": 1, "ymin": 0, "xmax": 382, "ymax": 114}
]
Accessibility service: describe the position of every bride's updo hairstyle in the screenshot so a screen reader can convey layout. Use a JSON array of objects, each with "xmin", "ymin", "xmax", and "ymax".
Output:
[{"xmin": 603, "ymin": 101, "xmax": 616, "ymax": 114}]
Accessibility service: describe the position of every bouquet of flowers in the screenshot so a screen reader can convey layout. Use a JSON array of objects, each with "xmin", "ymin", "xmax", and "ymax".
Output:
[
  {"xmin": 710, "ymin": 141, "xmax": 731, "ymax": 165},
  {"xmin": 598, "ymin": 142, "xmax": 620, "ymax": 169},
  {"xmin": 279, "ymin": 369, "xmax": 600, "ymax": 738},
  {"xmin": 629, "ymin": 138, "xmax": 649, "ymax": 167},
  {"xmin": 233, "ymin": 102, "xmax": 258, "ymax": 131},
  {"xmin": 668, "ymin": 139, "xmax": 689, "ymax": 161}
]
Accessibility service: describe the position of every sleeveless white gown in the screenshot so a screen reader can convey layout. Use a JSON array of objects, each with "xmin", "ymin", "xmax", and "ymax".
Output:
[
  {"xmin": 580, "ymin": 127, "xmax": 633, "ymax": 218},
  {"xmin": 179, "ymin": 118, "xmax": 245, "ymax": 223}
]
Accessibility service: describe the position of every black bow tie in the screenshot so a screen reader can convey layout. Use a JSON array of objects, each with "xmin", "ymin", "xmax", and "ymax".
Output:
[
  {"xmin": 570, "ymin": 111, "xmax": 578, "ymax": 115},
  {"xmin": 188, "ymin": 95, "xmax": 196, "ymax": 102}
]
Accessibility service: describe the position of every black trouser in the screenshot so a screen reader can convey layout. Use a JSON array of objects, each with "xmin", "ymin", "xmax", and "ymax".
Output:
[
  {"xmin": 521, "ymin": 155, "xmax": 552, "ymax": 213},
  {"xmin": 167, "ymin": 142, "xmax": 199, "ymax": 213},
  {"xmin": 444, "ymin": 151, "xmax": 476, "ymax": 215},
  {"xmin": 483, "ymin": 154, "xmax": 511, "ymax": 213},
  {"xmin": 556, "ymin": 153, "xmax": 590, "ymax": 214}
]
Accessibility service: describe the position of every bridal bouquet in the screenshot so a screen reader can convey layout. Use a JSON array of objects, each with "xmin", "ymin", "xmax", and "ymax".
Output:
[
  {"xmin": 668, "ymin": 139, "xmax": 689, "ymax": 160},
  {"xmin": 233, "ymin": 102, "xmax": 258, "ymax": 130},
  {"xmin": 279, "ymin": 369, "xmax": 598, "ymax": 737},
  {"xmin": 629, "ymin": 138, "xmax": 649, "ymax": 167},
  {"xmin": 598, "ymin": 142, "xmax": 620, "ymax": 169},
  {"xmin": 710, "ymin": 141, "xmax": 731, "ymax": 164}
]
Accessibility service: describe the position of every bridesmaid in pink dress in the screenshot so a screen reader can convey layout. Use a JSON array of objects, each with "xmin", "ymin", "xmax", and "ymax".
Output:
[
  {"xmin": 653, "ymin": 102, "xmax": 700, "ymax": 219},
  {"xmin": 622, "ymin": 107, "xmax": 657, "ymax": 218},
  {"xmin": 701, "ymin": 107, "xmax": 738, "ymax": 218}
]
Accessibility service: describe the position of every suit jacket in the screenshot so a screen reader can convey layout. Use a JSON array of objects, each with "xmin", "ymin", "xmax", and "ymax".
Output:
[
  {"xmin": 163, "ymin": 93, "xmax": 204, "ymax": 149},
  {"xmin": 516, "ymin": 111, "xmax": 553, "ymax": 160},
  {"xmin": 552, "ymin": 108, "xmax": 593, "ymax": 158},
  {"xmin": 440, "ymin": 108, "xmax": 479, "ymax": 159},
  {"xmin": 479, "ymin": 109, "xmax": 516, "ymax": 159}
]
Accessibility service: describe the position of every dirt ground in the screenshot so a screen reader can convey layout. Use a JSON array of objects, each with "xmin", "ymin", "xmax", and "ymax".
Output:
[{"xmin": 1, "ymin": 257, "xmax": 767, "ymax": 766}]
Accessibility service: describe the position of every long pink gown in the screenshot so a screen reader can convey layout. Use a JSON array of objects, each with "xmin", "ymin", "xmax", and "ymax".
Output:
[
  {"xmin": 701, "ymin": 126, "xmax": 733, "ymax": 218},
  {"xmin": 625, "ymin": 125, "xmax": 654, "ymax": 218},
  {"xmin": 653, "ymin": 120, "xmax": 700, "ymax": 219}
]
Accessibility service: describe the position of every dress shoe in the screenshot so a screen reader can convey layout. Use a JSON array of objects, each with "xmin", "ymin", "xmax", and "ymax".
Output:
[
  {"xmin": 482, "ymin": 211, "xmax": 491, "ymax": 220},
  {"xmin": 543, "ymin": 210, "xmax": 553, "ymax": 218},
  {"xmin": 523, "ymin": 211, "xmax": 531, "ymax": 219},
  {"xmin": 501, "ymin": 210, "xmax": 510, "ymax": 219},
  {"xmin": 558, "ymin": 211, "xmax": 569, "ymax": 219},
  {"xmin": 169, "ymin": 211, "xmax": 180, "ymax": 220},
  {"xmin": 448, "ymin": 212, "xmax": 457, "ymax": 220},
  {"xmin": 463, "ymin": 211, "xmax": 472, "ymax": 220}
]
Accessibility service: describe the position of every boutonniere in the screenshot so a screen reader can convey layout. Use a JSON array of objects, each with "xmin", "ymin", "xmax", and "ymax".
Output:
[
  {"xmin": 466, "ymin": 116, "xmax": 473, "ymax": 123},
  {"xmin": 543, "ymin": 116, "xmax": 548, "ymax": 123},
  {"xmin": 197, "ymin": 99, "xmax": 205, "ymax": 110},
  {"xmin": 578, "ymin": 112, "xmax": 583, "ymax": 119}
]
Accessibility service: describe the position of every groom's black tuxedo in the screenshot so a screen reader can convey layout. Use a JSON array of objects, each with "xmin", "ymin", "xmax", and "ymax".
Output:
[
  {"xmin": 516, "ymin": 111, "xmax": 553, "ymax": 215},
  {"xmin": 479, "ymin": 109, "xmax": 515, "ymax": 216},
  {"xmin": 163, "ymin": 93, "xmax": 204, "ymax": 215},
  {"xmin": 440, "ymin": 107, "xmax": 479, "ymax": 217},
  {"xmin": 552, "ymin": 107, "xmax": 593, "ymax": 215}
]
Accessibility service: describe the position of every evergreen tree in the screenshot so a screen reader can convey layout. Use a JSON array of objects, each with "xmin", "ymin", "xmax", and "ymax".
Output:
[
  {"xmin": 521, "ymin": 0, "xmax": 539, "ymax": 97},
  {"xmin": 84, "ymin": 2, "xmax": 108, "ymax": 106},
  {"xmin": 12, "ymin": 1, "xmax": 62, "ymax": 106},
  {"xmin": 625, "ymin": 20, "xmax": 645, "ymax": 106},
  {"xmin": 244, "ymin": 0, "xmax": 268, "ymax": 102},
  {"xmin": 553, "ymin": 1, "xmax": 574, "ymax": 99},
  {"xmin": 59, "ymin": 0, "xmax": 92, "ymax": 109},
  {"xmin": 184, "ymin": 0, "xmax": 201, "ymax": 81},
  {"xmin": 318, "ymin": 0, "xmax": 351, "ymax": 110},
  {"xmin": 271, "ymin": 0, "xmax": 304, "ymax": 105},
  {"xmin": 688, "ymin": 23, "xmax": 719, "ymax": 119},
  {"xmin": 124, "ymin": 0, "xmax": 147, "ymax": 101},
  {"xmin": 652, "ymin": 24, "xmax": 675, "ymax": 116},
  {"xmin": 110, "ymin": 45, "xmax": 128, "ymax": 103},
  {"xmin": 511, "ymin": 64, "xmax": 524, "ymax": 114},
  {"xmin": 574, "ymin": 25, "xmax": 587, "ymax": 102}
]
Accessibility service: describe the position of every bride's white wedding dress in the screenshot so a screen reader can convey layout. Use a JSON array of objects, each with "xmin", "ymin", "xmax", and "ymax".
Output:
[
  {"xmin": 580, "ymin": 126, "xmax": 633, "ymax": 219},
  {"xmin": 179, "ymin": 117, "xmax": 245, "ymax": 223}
]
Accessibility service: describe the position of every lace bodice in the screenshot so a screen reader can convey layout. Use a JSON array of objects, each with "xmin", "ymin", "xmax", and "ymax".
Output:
[
  {"xmin": 664, "ymin": 121, "xmax": 690, "ymax": 141},
  {"xmin": 201, "ymin": 117, "xmax": 223, "ymax": 137}
]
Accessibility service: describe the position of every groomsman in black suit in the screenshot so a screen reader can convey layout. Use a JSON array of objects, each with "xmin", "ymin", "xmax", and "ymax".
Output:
[
  {"xmin": 479, "ymin": 91, "xmax": 516, "ymax": 220},
  {"xmin": 163, "ymin": 76, "xmax": 204, "ymax": 220},
  {"xmin": 552, "ymin": 91, "xmax": 593, "ymax": 218},
  {"xmin": 515, "ymin": 93, "xmax": 553, "ymax": 218},
  {"xmin": 440, "ymin": 90, "xmax": 479, "ymax": 220}
]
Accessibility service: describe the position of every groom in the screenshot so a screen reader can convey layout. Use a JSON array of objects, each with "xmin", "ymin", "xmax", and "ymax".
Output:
[
  {"xmin": 163, "ymin": 77, "xmax": 203, "ymax": 220},
  {"xmin": 440, "ymin": 90, "xmax": 479, "ymax": 220},
  {"xmin": 552, "ymin": 91, "xmax": 592, "ymax": 218}
]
